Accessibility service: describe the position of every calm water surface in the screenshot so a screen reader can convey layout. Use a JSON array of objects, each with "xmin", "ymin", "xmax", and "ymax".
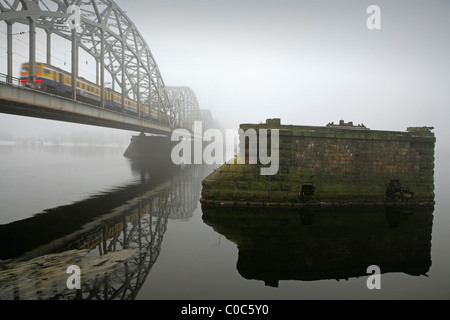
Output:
[{"xmin": 0, "ymin": 144, "xmax": 449, "ymax": 300}]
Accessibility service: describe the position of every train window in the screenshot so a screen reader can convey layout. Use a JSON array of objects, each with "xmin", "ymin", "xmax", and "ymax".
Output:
[
  {"xmin": 22, "ymin": 66, "xmax": 29, "ymax": 72},
  {"xmin": 44, "ymin": 68, "xmax": 51, "ymax": 75}
]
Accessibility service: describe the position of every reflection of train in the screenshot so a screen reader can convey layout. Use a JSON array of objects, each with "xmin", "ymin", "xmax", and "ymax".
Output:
[{"xmin": 19, "ymin": 62, "xmax": 164, "ymax": 121}]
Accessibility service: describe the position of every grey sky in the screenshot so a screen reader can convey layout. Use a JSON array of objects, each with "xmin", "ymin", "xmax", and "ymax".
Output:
[{"xmin": 1, "ymin": 0, "xmax": 449, "ymax": 141}]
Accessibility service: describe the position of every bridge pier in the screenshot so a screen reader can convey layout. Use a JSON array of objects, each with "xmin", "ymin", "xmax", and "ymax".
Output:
[{"xmin": 123, "ymin": 134, "xmax": 179, "ymax": 170}]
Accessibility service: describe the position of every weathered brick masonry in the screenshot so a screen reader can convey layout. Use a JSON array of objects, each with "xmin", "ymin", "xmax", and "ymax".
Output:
[{"xmin": 201, "ymin": 119, "xmax": 436, "ymax": 207}]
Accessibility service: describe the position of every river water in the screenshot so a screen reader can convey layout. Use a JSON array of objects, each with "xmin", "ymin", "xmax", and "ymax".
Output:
[{"xmin": 0, "ymin": 143, "xmax": 449, "ymax": 300}]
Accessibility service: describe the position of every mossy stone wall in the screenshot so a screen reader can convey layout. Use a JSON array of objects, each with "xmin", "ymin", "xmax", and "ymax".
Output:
[{"xmin": 202, "ymin": 120, "xmax": 436, "ymax": 206}]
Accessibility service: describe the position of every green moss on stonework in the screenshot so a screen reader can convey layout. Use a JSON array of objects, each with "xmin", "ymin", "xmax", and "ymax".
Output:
[
  {"xmin": 266, "ymin": 182, "xmax": 280, "ymax": 192},
  {"xmin": 250, "ymin": 181, "xmax": 266, "ymax": 191},
  {"xmin": 201, "ymin": 125, "xmax": 435, "ymax": 204},
  {"xmin": 237, "ymin": 182, "xmax": 248, "ymax": 190}
]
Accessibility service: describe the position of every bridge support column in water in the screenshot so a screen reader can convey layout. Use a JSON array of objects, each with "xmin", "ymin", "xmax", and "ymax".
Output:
[{"xmin": 123, "ymin": 133, "xmax": 178, "ymax": 169}]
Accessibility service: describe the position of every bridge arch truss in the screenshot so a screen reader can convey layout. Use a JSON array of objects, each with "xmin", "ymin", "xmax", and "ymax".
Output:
[{"xmin": 0, "ymin": 0, "xmax": 201, "ymax": 130}]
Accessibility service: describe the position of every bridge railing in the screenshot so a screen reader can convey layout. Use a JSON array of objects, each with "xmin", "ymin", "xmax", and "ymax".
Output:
[
  {"xmin": 0, "ymin": 73, "xmax": 22, "ymax": 88},
  {"xmin": 0, "ymin": 72, "xmax": 55, "ymax": 94}
]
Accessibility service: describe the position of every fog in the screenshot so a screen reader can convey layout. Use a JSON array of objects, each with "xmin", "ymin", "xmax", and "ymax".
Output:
[{"xmin": 1, "ymin": 0, "xmax": 449, "ymax": 144}]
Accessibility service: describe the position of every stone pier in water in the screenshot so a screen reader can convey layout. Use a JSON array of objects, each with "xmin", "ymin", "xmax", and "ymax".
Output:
[{"xmin": 201, "ymin": 119, "xmax": 436, "ymax": 207}]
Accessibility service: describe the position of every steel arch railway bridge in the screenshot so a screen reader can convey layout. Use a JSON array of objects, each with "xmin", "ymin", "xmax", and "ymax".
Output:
[{"xmin": 0, "ymin": 0, "xmax": 209, "ymax": 135}]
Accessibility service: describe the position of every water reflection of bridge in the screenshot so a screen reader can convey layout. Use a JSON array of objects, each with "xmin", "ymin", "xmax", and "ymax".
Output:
[{"xmin": 0, "ymin": 165, "xmax": 210, "ymax": 300}]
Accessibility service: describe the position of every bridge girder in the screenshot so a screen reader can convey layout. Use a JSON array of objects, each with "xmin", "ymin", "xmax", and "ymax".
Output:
[{"xmin": 165, "ymin": 86, "xmax": 201, "ymax": 130}]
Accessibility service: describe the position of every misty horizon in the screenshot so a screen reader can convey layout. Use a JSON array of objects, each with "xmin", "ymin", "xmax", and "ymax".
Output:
[{"xmin": 1, "ymin": 1, "xmax": 449, "ymax": 139}]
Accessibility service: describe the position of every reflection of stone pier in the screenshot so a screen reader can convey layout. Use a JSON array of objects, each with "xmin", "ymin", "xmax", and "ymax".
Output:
[{"xmin": 202, "ymin": 205, "xmax": 434, "ymax": 287}]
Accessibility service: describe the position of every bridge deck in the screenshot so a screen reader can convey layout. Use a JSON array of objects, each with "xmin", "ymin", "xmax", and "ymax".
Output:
[{"xmin": 0, "ymin": 83, "xmax": 173, "ymax": 135}]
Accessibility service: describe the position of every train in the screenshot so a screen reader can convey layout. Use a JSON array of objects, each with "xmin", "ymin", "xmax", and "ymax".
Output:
[{"xmin": 19, "ymin": 62, "xmax": 167, "ymax": 122}]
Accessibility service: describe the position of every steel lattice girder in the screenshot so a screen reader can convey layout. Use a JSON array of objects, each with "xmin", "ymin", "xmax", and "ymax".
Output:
[
  {"xmin": 165, "ymin": 86, "xmax": 201, "ymax": 130},
  {"xmin": 0, "ymin": 0, "xmax": 202, "ymax": 129}
]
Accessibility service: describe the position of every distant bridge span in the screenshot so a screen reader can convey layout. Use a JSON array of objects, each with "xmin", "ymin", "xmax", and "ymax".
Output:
[{"xmin": 0, "ymin": 0, "xmax": 206, "ymax": 134}]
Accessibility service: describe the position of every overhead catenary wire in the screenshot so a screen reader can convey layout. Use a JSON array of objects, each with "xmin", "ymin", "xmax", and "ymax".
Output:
[{"xmin": 0, "ymin": 36, "xmax": 98, "ymax": 81}]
